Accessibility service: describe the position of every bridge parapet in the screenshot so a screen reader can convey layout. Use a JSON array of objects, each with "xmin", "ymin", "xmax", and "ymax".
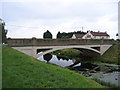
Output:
[{"xmin": 7, "ymin": 38, "xmax": 115, "ymax": 47}]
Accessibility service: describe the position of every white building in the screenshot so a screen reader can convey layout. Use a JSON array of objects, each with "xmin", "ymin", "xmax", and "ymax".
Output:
[{"xmin": 72, "ymin": 31, "xmax": 110, "ymax": 39}]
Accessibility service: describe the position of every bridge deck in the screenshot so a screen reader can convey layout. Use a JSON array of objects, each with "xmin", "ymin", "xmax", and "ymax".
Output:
[{"xmin": 7, "ymin": 38, "xmax": 115, "ymax": 47}]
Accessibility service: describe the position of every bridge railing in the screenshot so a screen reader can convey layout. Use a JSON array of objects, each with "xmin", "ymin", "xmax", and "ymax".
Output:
[{"xmin": 7, "ymin": 38, "xmax": 115, "ymax": 47}]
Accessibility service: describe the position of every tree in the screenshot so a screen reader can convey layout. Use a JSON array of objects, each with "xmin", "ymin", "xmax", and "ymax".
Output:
[
  {"xmin": 61, "ymin": 36, "xmax": 69, "ymax": 39},
  {"xmin": 0, "ymin": 18, "xmax": 7, "ymax": 43},
  {"xmin": 116, "ymin": 33, "xmax": 118, "ymax": 36},
  {"xmin": 56, "ymin": 31, "xmax": 61, "ymax": 38},
  {"xmin": 56, "ymin": 30, "xmax": 86, "ymax": 39},
  {"xmin": 43, "ymin": 30, "xmax": 52, "ymax": 39}
]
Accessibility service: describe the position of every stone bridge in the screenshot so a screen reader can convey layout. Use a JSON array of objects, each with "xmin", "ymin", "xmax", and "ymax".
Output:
[{"xmin": 7, "ymin": 38, "xmax": 115, "ymax": 58}]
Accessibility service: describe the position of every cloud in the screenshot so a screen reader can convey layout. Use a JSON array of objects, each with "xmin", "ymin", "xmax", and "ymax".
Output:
[
  {"xmin": 2, "ymin": 0, "xmax": 119, "ymax": 3},
  {"xmin": 2, "ymin": 0, "xmax": 119, "ymax": 39}
]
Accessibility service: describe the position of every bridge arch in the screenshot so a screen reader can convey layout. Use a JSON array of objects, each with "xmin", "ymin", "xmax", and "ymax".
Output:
[
  {"xmin": 36, "ymin": 46, "xmax": 101, "ymax": 58},
  {"xmin": 9, "ymin": 38, "xmax": 114, "ymax": 59}
]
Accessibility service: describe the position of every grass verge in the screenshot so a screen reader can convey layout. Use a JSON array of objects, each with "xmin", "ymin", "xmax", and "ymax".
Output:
[{"xmin": 2, "ymin": 46, "xmax": 104, "ymax": 88}]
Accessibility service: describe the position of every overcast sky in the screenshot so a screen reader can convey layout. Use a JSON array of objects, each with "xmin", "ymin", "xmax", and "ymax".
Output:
[{"xmin": 1, "ymin": 0, "xmax": 119, "ymax": 39}]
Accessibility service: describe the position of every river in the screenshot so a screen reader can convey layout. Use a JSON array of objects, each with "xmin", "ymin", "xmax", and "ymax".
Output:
[{"xmin": 38, "ymin": 54, "xmax": 120, "ymax": 87}]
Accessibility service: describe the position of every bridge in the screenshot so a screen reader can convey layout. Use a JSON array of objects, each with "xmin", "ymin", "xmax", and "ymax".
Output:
[{"xmin": 7, "ymin": 38, "xmax": 115, "ymax": 58}]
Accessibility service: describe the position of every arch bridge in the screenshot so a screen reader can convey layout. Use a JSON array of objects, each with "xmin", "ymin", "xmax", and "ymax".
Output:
[{"xmin": 7, "ymin": 38, "xmax": 115, "ymax": 58}]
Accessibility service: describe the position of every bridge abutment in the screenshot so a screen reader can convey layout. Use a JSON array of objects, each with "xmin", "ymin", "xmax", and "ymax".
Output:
[{"xmin": 100, "ymin": 45, "xmax": 112, "ymax": 55}]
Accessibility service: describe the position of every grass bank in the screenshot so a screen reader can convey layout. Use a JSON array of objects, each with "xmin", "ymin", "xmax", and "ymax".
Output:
[
  {"xmin": 101, "ymin": 42, "xmax": 119, "ymax": 64},
  {"xmin": 52, "ymin": 42, "xmax": 120, "ymax": 64},
  {"xmin": 2, "ymin": 46, "xmax": 104, "ymax": 88},
  {"xmin": 0, "ymin": 45, "xmax": 2, "ymax": 89},
  {"xmin": 92, "ymin": 42, "xmax": 119, "ymax": 64}
]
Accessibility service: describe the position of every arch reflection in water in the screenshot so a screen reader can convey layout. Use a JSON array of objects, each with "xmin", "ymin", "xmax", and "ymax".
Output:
[{"xmin": 38, "ymin": 54, "xmax": 81, "ymax": 67}]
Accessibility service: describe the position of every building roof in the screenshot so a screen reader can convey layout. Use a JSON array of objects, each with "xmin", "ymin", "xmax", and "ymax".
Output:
[
  {"xmin": 75, "ymin": 34, "xmax": 85, "ymax": 38},
  {"xmin": 91, "ymin": 32, "xmax": 109, "ymax": 36}
]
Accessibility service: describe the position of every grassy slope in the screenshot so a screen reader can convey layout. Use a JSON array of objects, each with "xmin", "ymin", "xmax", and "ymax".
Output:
[
  {"xmin": 95, "ymin": 42, "xmax": 119, "ymax": 64},
  {"xmin": 2, "ymin": 46, "xmax": 103, "ymax": 88},
  {"xmin": 0, "ymin": 45, "xmax": 2, "ymax": 89}
]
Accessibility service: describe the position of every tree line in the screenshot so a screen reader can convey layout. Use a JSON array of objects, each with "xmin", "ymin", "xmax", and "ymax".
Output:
[
  {"xmin": 3, "ymin": 18, "xmax": 119, "ymax": 40},
  {"xmin": 43, "ymin": 30, "xmax": 86, "ymax": 39},
  {"xmin": 56, "ymin": 31, "xmax": 86, "ymax": 39}
]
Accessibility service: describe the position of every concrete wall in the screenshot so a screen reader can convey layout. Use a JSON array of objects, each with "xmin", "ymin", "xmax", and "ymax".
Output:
[{"xmin": 7, "ymin": 38, "xmax": 115, "ymax": 47}]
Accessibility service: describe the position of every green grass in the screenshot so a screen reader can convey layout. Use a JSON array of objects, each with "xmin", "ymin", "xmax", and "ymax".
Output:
[
  {"xmin": 0, "ymin": 45, "xmax": 2, "ymax": 89},
  {"xmin": 92, "ymin": 42, "xmax": 119, "ymax": 64},
  {"xmin": 52, "ymin": 42, "xmax": 120, "ymax": 64},
  {"xmin": 101, "ymin": 42, "xmax": 119, "ymax": 64},
  {"xmin": 51, "ymin": 48, "xmax": 81, "ymax": 59},
  {"xmin": 2, "ymin": 46, "xmax": 104, "ymax": 88}
]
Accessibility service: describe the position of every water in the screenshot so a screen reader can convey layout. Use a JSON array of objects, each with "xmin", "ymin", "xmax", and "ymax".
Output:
[
  {"xmin": 100, "ymin": 72, "xmax": 120, "ymax": 86},
  {"xmin": 91, "ymin": 71, "xmax": 120, "ymax": 87},
  {"xmin": 38, "ymin": 54, "xmax": 81, "ymax": 67},
  {"xmin": 38, "ymin": 54, "xmax": 120, "ymax": 87}
]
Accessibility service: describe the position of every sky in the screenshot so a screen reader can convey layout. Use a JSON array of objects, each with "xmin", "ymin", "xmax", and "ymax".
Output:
[{"xmin": 1, "ymin": 0, "xmax": 119, "ymax": 39}]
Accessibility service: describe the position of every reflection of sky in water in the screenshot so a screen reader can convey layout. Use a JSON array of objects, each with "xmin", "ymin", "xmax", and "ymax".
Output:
[
  {"xmin": 50, "ymin": 55, "xmax": 74, "ymax": 67},
  {"xmin": 38, "ymin": 55, "xmax": 76, "ymax": 67},
  {"xmin": 73, "ymin": 63, "xmax": 81, "ymax": 67},
  {"xmin": 38, "ymin": 55, "xmax": 47, "ymax": 63}
]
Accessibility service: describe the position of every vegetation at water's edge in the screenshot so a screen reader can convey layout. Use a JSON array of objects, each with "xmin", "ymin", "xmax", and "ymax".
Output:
[
  {"xmin": 52, "ymin": 42, "xmax": 119, "ymax": 64},
  {"xmin": 2, "ymin": 46, "xmax": 104, "ymax": 88},
  {"xmin": 51, "ymin": 48, "xmax": 82, "ymax": 60},
  {"xmin": 92, "ymin": 78, "xmax": 120, "ymax": 88}
]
